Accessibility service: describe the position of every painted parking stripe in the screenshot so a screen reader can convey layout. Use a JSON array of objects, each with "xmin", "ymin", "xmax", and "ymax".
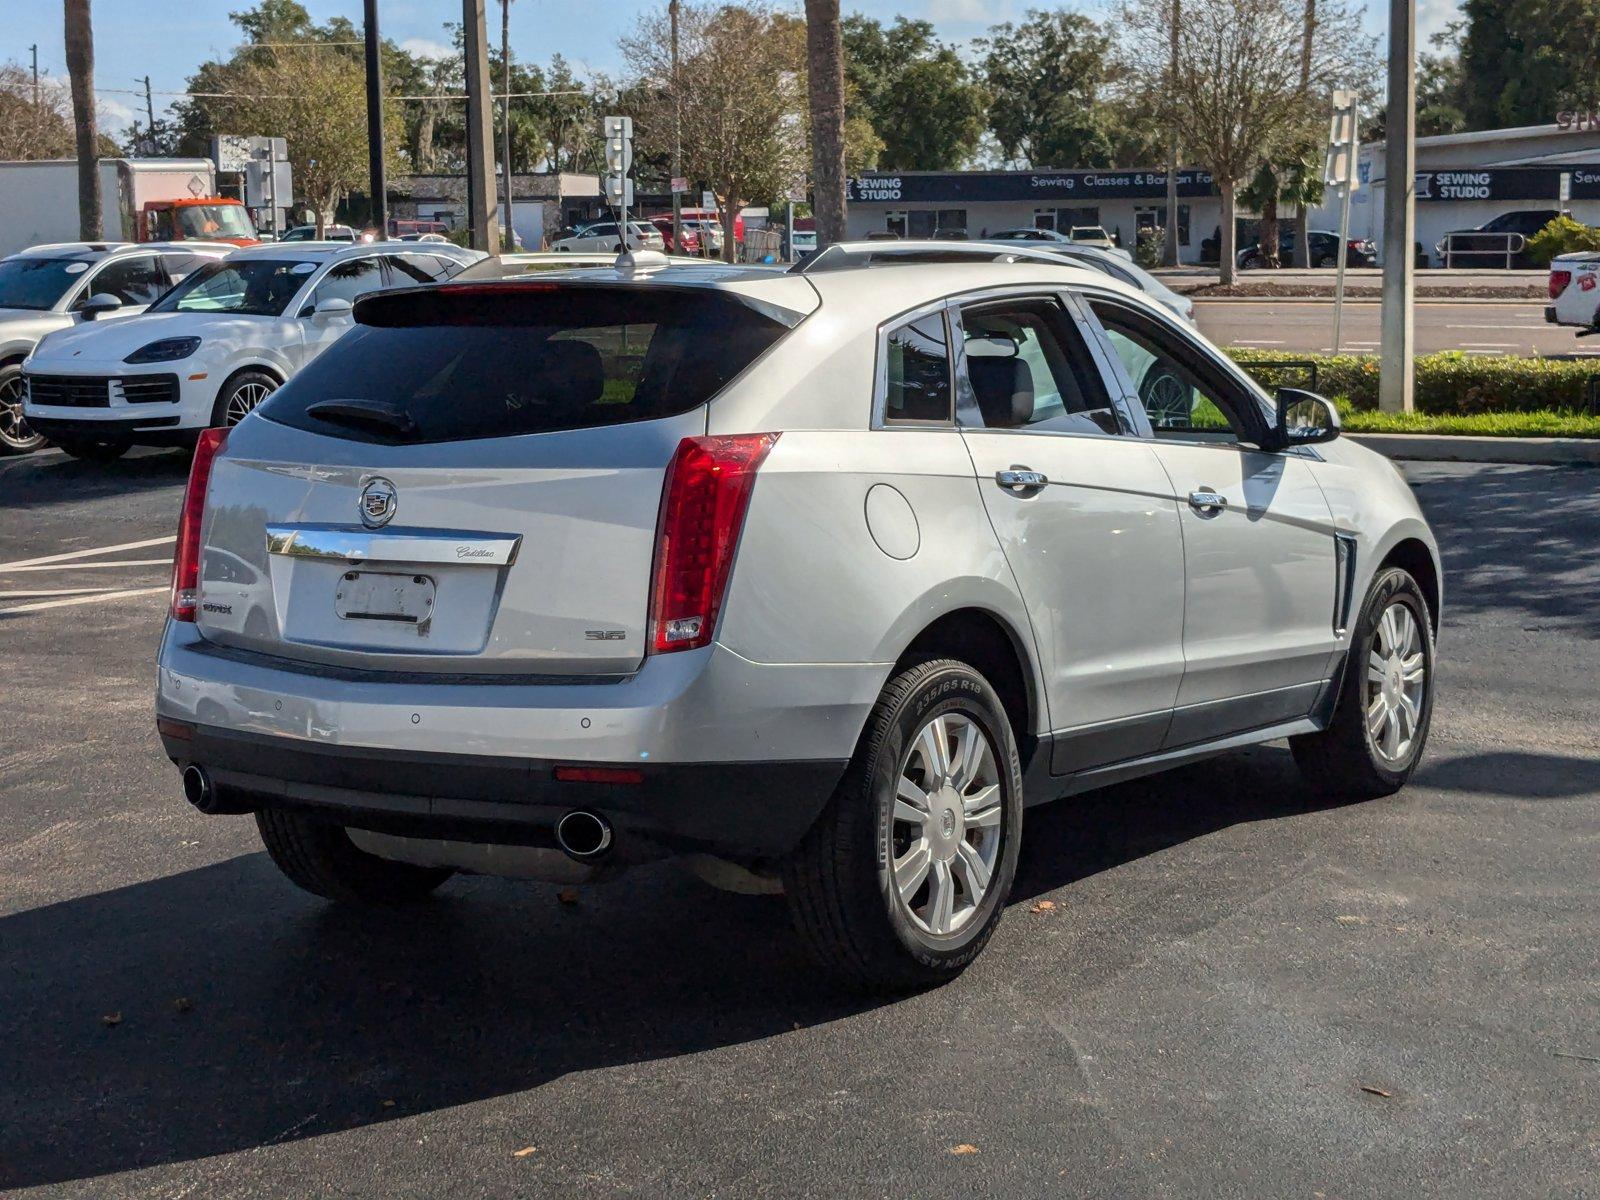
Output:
[
  {"xmin": 0, "ymin": 587, "xmax": 130, "ymax": 599},
  {"xmin": 0, "ymin": 585, "xmax": 167, "ymax": 616},
  {"xmin": 0, "ymin": 535, "xmax": 174, "ymax": 572},
  {"xmin": 0, "ymin": 558, "xmax": 173, "ymax": 574}
]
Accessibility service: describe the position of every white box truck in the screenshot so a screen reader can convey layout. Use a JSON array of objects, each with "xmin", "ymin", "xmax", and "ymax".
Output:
[{"xmin": 0, "ymin": 158, "xmax": 259, "ymax": 257}]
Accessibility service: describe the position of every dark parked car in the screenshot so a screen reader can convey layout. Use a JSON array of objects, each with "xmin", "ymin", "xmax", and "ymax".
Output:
[
  {"xmin": 1237, "ymin": 229, "xmax": 1376, "ymax": 269},
  {"xmin": 1434, "ymin": 209, "xmax": 1559, "ymax": 268}
]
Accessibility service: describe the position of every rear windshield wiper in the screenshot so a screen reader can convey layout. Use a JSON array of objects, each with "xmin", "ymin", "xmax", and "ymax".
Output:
[{"xmin": 304, "ymin": 399, "xmax": 420, "ymax": 441}]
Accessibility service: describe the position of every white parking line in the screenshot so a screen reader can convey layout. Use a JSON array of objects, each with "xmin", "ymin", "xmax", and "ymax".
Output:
[
  {"xmin": 0, "ymin": 585, "xmax": 167, "ymax": 616},
  {"xmin": 1460, "ymin": 343, "xmax": 1518, "ymax": 349},
  {"xmin": 1234, "ymin": 339, "xmax": 1287, "ymax": 345},
  {"xmin": 0, "ymin": 558, "xmax": 173, "ymax": 573},
  {"xmin": 0, "ymin": 535, "xmax": 175, "ymax": 572},
  {"xmin": 0, "ymin": 587, "xmax": 130, "ymax": 599}
]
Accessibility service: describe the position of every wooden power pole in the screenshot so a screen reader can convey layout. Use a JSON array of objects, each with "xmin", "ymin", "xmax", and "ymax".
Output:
[{"xmin": 462, "ymin": 0, "xmax": 500, "ymax": 253}]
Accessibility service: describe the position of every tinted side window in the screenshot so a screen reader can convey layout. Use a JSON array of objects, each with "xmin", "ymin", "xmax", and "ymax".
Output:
[
  {"xmin": 313, "ymin": 257, "xmax": 385, "ymax": 308},
  {"xmin": 883, "ymin": 314, "xmax": 952, "ymax": 423},
  {"xmin": 385, "ymin": 253, "xmax": 443, "ymax": 284},
  {"xmin": 83, "ymin": 256, "xmax": 167, "ymax": 306},
  {"xmin": 1090, "ymin": 301, "xmax": 1253, "ymax": 445},
  {"xmin": 161, "ymin": 252, "xmax": 211, "ymax": 283},
  {"xmin": 959, "ymin": 299, "xmax": 1119, "ymax": 435}
]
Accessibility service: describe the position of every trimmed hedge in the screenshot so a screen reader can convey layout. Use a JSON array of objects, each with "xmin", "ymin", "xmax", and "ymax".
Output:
[{"xmin": 1225, "ymin": 348, "xmax": 1600, "ymax": 415}]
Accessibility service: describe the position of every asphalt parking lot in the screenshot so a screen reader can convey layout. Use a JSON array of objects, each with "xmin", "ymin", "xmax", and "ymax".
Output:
[{"xmin": 2, "ymin": 445, "xmax": 1597, "ymax": 1198}]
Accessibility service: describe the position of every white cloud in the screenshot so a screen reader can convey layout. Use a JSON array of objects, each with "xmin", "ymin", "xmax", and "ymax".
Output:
[
  {"xmin": 98, "ymin": 96, "xmax": 137, "ymax": 131},
  {"xmin": 400, "ymin": 36, "xmax": 456, "ymax": 62},
  {"xmin": 924, "ymin": 0, "xmax": 1014, "ymax": 24},
  {"xmin": 1415, "ymin": 0, "xmax": 1462, "ymax": 45}
]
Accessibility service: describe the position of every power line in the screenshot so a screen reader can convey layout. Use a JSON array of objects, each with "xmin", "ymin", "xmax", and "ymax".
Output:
[{"xmin": 95, "ymin": 85, "xmax": 588, "ymax": 101}]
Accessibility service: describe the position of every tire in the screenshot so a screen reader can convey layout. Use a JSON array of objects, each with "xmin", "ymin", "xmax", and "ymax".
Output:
[
  {"xmin": 210, "ymin": 370, "xmax": 278, "ymax": 428},
  {"xmin": 55, "ymin": 437, "xmax": 131, "ymax": 462},
  {"xmin": 0, "ymin": 363, "xmax": 44, "ymax": 455},
  {"xmin": 256, "ymin": 808, "xmax": 453, "ymax": 904},
  {"xmin": 783, "ymin": 658, "xmax": 1024, "ymax": 991},
  {"xmin": 1317, "ymin": 254, "xmax": 1338, "ymax": 268},
  {"xmin": 1241, "ymin": 254, "xmax": 1265, "ymax": 270},
  {"xmin": 1291, "ymin": 567, "xmax": 1434, "ymax": 798}
]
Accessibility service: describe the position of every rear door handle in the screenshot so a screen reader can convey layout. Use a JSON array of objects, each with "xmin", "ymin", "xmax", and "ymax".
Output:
[
  {"xmin": 996, "ymin": 468, "xmax": 1048, "ymax": 493},
  {"xmin": 1188, "ymin": 488, "xmax": 1228, "ymax": 513}
]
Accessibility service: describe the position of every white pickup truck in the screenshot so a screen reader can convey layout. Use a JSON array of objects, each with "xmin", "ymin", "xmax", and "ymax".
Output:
[{"xmin": 1546, "ymin": 251, "xmax": 1600, "ymax": 335}]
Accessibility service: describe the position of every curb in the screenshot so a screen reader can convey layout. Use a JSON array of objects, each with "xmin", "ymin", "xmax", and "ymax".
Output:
[
  {"xmin": 1348, "ymin": 433, "xmax": 1600, "ymax": 466},
  {"xmin": 1188, "ymin": 295, "xmax": 1545, "ymax": 306}
]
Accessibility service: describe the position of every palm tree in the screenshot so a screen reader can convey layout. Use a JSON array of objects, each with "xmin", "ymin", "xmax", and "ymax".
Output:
[
  {"xmin": 64, "ymin": 0, "xmax": 100, "ymax": 240},
  {"xmin": 805, "ymin": 0, "xmax": 846, "ymax": 249},
  {"xmin": 1239, "ymin": 148, "xmax": 1325, "ymax": 269}
]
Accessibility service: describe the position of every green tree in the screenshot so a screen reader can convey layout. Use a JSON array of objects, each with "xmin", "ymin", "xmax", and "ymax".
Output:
[
  {"xmin": 1460, "ymin": 0, "xmax": 1600, "ymax": 128},
  {"xmin": 841, "ymin": 16, "xmax": 985, "ymax": 170},
  {"xmin": 978, "ymin": 10, "xmax": 1116, "ymax": 168}
]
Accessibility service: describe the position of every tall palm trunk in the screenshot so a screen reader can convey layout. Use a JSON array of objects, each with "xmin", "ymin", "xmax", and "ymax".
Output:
[
  {"xmin": 804, "ymin": 0, "xmax": 846, "ymax": 248},
  {"xmin": 1218, "ymin": 177, "xmax": 1238, "ymax": 286},
  {"xmin": 64, "ymin": 0, "xmax": 100, "ymax": 240}
]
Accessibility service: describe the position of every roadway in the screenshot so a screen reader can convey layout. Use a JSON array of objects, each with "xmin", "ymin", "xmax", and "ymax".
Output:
[
  {"xmin": 1193, "ymin": 298, "xmax": 1595, "ymax": 357},
  {"xmin": 2, "ymin": 446, "xmax": 1597, "ymax": 1197}
]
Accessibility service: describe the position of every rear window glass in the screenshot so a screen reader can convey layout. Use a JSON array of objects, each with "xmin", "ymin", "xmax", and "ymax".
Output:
[{"xmin": 259, "ymin": 285, "xmax": 790, "ymax": 443}]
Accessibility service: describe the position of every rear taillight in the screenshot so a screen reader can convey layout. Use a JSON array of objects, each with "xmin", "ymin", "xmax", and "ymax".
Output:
[
  {"xmin": 1551, "ymin": 270, "xmax": 1573, "ymax": 299},
  {"xmin": 170, "ymin": 427, "xmax": 228, "ymax": 621},
  {"xmin": 648, "ymin": 433, "xmax": 779, "ymax": 654}
]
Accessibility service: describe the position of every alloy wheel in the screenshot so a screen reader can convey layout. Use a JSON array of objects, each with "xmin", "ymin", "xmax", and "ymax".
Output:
[
  {"xmin": 225, "ymin": 380, "xmax": 273, "ymax": 426},
  {"xmin": 0, "ymin": 371, "xmax": 44, "ymax": 453},
  {"xmin": 1366, "ymin": 601, "xmax": 1427, "ymax": 763},
  {"xmin": 890, "ymin": 712, "xmax": 1004, "ymax": 937}
]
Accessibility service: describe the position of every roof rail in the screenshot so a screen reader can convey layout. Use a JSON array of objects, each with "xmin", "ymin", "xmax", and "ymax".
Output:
[{"xmin": 791, "ymin": 239, "xmax": 1085, "ymax": 274}]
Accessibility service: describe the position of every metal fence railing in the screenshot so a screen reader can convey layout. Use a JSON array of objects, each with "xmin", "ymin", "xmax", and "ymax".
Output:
[{"xmin": 1440, "ymin": 231, "xmax": 1527, "ymax": 270}]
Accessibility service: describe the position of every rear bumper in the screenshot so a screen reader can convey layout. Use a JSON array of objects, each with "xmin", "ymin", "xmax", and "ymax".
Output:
[
  {"xmin": 155, "ymin": 621, "xmax": 882, "ymax": 856},
  {"xmin": 160, "ymin": 721, "xmax": 846, "ymax": 857}
]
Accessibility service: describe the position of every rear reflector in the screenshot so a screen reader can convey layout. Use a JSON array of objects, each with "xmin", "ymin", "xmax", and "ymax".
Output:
[
  {"xmin": 554, "ymin": 765, "xmax": 645, "ymax": 785},
  {"xmin": 1551, "ymin": 270, "xmax": 1572, "ymax": 299},
  {"xmin": 171, "ymin": 427, "xmax": 228, "ymax": 621},
  {"xmin": 156, "ymin": 717, "xmax": 195, "ymax": 741},
  {"xmin": 648, "ymin": 433, "xmax": 779, "ymax": 654}
]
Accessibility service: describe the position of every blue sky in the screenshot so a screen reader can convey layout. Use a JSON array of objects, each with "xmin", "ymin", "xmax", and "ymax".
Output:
[{"xmin": 13, "ymin": 0, "xmax": 1458, "ymax": 136}]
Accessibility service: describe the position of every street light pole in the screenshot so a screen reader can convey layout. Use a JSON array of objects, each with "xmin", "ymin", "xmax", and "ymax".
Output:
[
  {"xmin": 363, "ymin": 0, "xmax": 388, "ymax": 239},
  {"xmin": 500, "ymin": 0, "xmax": 514, "ymax": 249},
  {"xmin": 670, "ymin": 0, "xmax": 683, "ymax": 253},
  {"xmin": 1379, "ymin": 0, "xmax": 1415, "ymax": 413}
]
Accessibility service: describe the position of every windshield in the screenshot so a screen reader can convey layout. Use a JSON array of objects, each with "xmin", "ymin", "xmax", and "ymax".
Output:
[
  {"xmin": 0, "ymin": 257, "xmax": 87, "ymax": 311},
  {"xmin": 149, "ymin": 259, "xmax": 316, "ymax": 316},
  {"xmin": 175, "ymin": 204, "xmax": 256, "ymax": 240}
]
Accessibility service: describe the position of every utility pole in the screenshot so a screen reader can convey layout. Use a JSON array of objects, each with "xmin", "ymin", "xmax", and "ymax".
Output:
[
  {"xmin": 64, "ymin": 0, "xmax": 100, "ymax": 242},
  {"xmin": 462, "ymin": 0, "xmax": 499, "ymax": 253},
  {"xmin": 670, "ymin": 0, "xmax": 683, "ymax": 253},
  {"xmin": 1162, "ymin": 0, "xmax": 1179, "ymax": 267},
  {"xmin": 142, "ymin": 75, "xmax": 155, "ymax": 148},
  {"xmin": 30, "ymin": 44, "xmax": 39, "ymax": 106},
  {"xmin": 500, "ymin": 0, "xmax": 514, "ymax": 248},
  {"xmin": 363, "ymin": 0, "xmax": 388, "ymax": 239},
  {"xmin": 1379, "ymin": 0, "xmax": 1415, "ymax": 412}
]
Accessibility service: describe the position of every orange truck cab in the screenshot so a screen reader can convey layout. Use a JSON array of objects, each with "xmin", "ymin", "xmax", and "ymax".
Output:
[{"xmin": 142, "ymin": 197, "xmax": 260, "ymax": 246}]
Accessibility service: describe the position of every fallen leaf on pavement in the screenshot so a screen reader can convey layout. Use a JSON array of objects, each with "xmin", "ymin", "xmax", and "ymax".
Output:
[
  {"xmin": 382, "ymin": 1099, "xmax": 396, "ymax": 1109},
  {"xmin": 101, "ymin": 1012, "xmax": 122, "ymax": 1027},
  {"xmin": 1360, "ymin": 1085, "xmax": 1392, "ymax": 1098},
  {"xmin": 557, "ymin": 889, "xmax": 579, "ymax": 906},
  {"xmin": 949, "ymin": 1144, "xmax": 979, "ymax": 1155},
  {"xmin": 1030, "ymin": 900, "xmax": 1056, "ymax": 914},
  {"xmin": 173, "ymin": 997, "xmax": 193, "ymax": 1013},
  {"xmin": 513, "ymin": 1146, "xmax": 539, "ymax": 1158}
]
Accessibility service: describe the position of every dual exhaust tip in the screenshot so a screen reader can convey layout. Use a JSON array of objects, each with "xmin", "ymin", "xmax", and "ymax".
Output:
[{"xmin": 184, "ymin": 763, "xmax": 616, "ymax": 863}]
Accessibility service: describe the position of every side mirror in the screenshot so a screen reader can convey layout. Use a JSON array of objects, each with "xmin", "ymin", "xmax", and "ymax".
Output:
[
  {"xmin": 80, "ymin": 293, "xmax": 122, "ymax": 320},
  {"xmin": 308, "ymin": 297, "xmax": 354, "ymax": 322},
  {"xmin": 1267, "ymin": 387, "xmax": 1341, "ymax": 450}
]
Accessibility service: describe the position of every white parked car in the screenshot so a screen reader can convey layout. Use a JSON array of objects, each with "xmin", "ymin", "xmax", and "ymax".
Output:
[
  {"xmin": 0, "ymin": 241, "xmax": 232, "ymax": 454},
  {"xmin": 1546, "ymin": 251, "xmax": 1600, "ymax": 334},
  {"xmin": 976, "ymin": 240, "xmax": 1195, "ymax": 323},
  {"xmin": 551, "ymin": 221, "xmax": 665, "ymax": 253},
  {"xmin": 157, "ymin": 252, "xmax": 1440, "ymax": 989},
  {"xmin": 22, "ymin": 240, "xmax": 483, "ymax": 460},
  {"xmin": 1068, "ymin": 225, "xmax": 1133, "ymax": 260}
]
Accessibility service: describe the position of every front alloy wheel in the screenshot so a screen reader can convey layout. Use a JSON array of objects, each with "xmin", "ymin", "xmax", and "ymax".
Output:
[
  {"xmin": 1365, "ymin": 601, "xmax": 1427, "ymax": 764},
  {"xmin": 0, "ymin": 365, "xmax": 44, "ymax": 455}
]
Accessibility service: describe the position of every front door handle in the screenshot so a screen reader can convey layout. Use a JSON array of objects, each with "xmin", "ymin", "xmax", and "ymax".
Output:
[
  {"xmin": 996, "ymin": 468, "xmax": 1048, "ymax": 493},
  {"xmin": 1188, "ymin": 488, "xmax": 1228, "ymax": 513}
]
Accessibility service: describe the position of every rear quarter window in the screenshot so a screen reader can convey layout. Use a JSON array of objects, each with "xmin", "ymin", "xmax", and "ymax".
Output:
[{"xmin": 258, "ymin": 285, "xmax": 791, "ymax": 444}]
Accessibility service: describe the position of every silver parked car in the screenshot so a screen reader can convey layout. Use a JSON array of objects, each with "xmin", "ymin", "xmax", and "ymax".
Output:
[{"xmin": 156, "ymin": 250, "xmax": 1440, "ymax": 989}]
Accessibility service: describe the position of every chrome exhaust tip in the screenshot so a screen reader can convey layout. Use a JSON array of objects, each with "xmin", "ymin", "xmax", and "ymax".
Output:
[
  {"xmin": 554, "ymin": 809, "xmax": 614, "ymax": 861},
  {"xmin": 182, "ymin": 764, "xmax": 215, "ymax": 812}
]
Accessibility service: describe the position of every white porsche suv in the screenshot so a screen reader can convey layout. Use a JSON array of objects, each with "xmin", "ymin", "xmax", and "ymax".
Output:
[
  {"xmin": 22, "ymin": 240, "xmax": 482, "ymax": 460},
  {"xmin": 155, "ymin": 250, "xmax": 1441, "ymax": 989}
]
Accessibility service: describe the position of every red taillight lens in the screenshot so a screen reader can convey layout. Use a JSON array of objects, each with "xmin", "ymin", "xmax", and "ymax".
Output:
[
  {"xmin": 553, "ymin": 765, "xmax": 645, "ymax": 784},
  {"xmin": 648, "ymin": 433, "xmax": 779, "ymax": 654},
  {"xmin": 170, "ymin": 427, "xmax": 228, "ymax": 621},
  {"xmin": 1551, "ymin": 270, "xmax": 1573, "ymax": 299}
]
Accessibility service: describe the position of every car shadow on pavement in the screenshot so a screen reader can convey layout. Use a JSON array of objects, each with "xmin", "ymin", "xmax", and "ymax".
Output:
[
  {"xmin": 1416, "ymin": 749, "xmax": 1600, "ymax": 798},
  {"xmin": 0, "ymin": 745, "xmax": 1351, "ymax": 1191},
  {"xmin": 0, "ymin": 447, "xmax": 190, "ymax": 512}
]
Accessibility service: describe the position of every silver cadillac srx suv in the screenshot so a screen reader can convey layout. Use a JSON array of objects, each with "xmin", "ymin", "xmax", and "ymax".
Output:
[{"xmin": 155, "ymin": 248, "xmax": 1441, "ymax": 989}]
